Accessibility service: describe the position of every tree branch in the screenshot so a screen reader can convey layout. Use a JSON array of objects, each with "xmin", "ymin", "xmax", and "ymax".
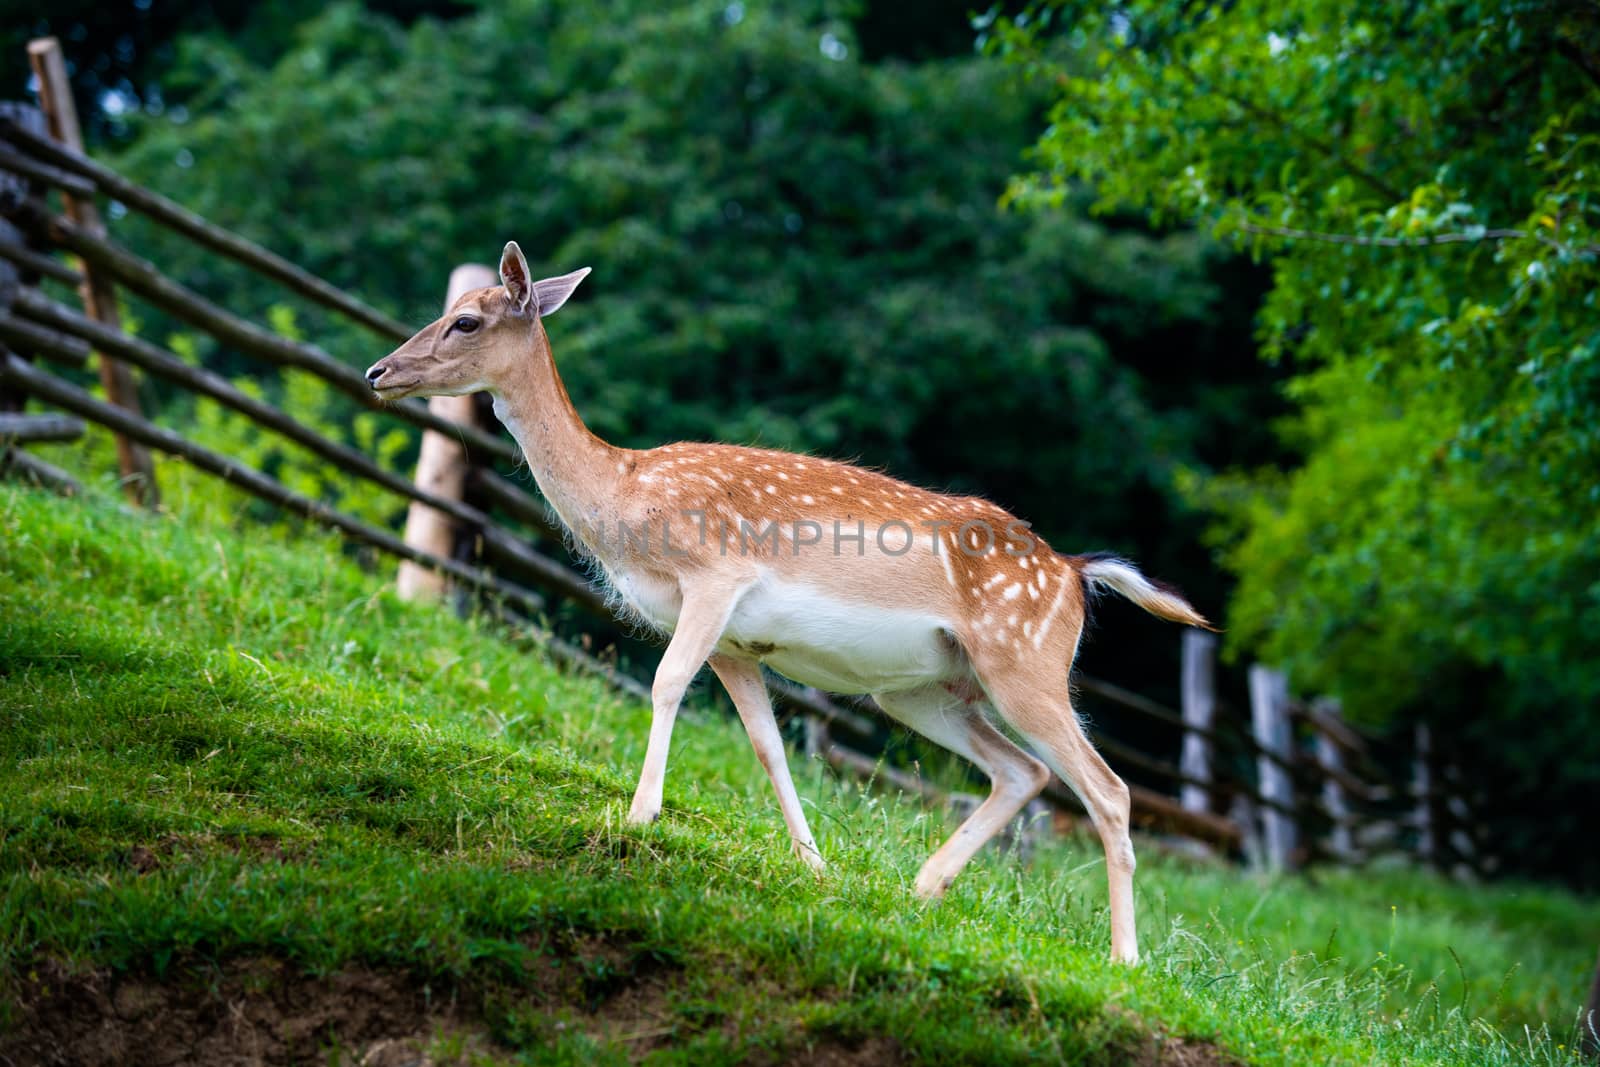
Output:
[
  {"xmin": 1173, "ymin": 59, "xmax": 1408, "ymax": 204},
  {"xmin": 1236, "ymin": 221, "xmax": 1600, "ymax": 257}
]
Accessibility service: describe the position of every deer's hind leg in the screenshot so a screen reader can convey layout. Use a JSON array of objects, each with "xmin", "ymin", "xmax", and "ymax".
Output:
[
  {"xmin": 963, "ymin": 619, "xmax": 1141, "ymax": 964},
  {"xmin": 873, "ymin": 684, "xmax": 1052, "ymax": 900}
]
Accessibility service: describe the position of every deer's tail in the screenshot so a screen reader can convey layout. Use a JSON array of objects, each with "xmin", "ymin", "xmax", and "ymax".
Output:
[{"xmin": 1071, "ymin": 554, "xmax": 1215, "ymax": 631}]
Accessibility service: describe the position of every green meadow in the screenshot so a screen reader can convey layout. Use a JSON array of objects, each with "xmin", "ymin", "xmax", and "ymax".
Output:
[{"xmin": 1, "ymin": 483, "xmax": 1594, "ymax": 1064}]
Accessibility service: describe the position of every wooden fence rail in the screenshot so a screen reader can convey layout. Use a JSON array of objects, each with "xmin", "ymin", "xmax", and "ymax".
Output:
[
  {"xmin": 0, "ymin": 352, "xmax": 544, "ymax": 608},
  {"xmin": 0, "ymin": 411, "xmax": 81, "ymax": 441},
  {"xmin": 11, "ymin": 199, "xmax": 521, "ymax": 466},
  {"xmin": 0, "ymin": 115, "xmax": 412, "ymax": 342},
  {"xmin": 0, "ymin": 144, "xmax": 95, "ymax": 200},
  {"xmin": 0, "ymin": 191, "xmax": 587, "ymax": 553},
  {"xmin": 0, "ymin": 87, "xmax": 1471, "ymax": 874},
  {"xmin": 9, "ymin": 288, "xmax": 491, "ymax": 525},
  {"xmin": 0, "ymin": 234, "xmax": 80, "ymax": 284},
  {"xmin": 0, "ymin": 311, "xmax": 89, "ymax": 367}
]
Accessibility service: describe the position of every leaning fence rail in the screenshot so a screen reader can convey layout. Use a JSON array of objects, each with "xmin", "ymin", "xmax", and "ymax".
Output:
[{"xmin": 0, "ymin": 82, "xmax": 1479, "ymax": 874}]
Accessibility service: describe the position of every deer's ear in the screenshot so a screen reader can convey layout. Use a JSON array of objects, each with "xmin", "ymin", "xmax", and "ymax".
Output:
[
  {"xmin": 500, "ymin": 241, "xmax": 535, "ymax": 315},
  {"xmin": 532, "ymin": 268, "xmax": 591, "ymax": 318}
]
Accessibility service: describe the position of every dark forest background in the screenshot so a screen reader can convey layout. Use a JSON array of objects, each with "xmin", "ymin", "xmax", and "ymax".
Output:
[{"xmin": 4, "ymin": 0, "xmax": 1595, "ymax": 888}]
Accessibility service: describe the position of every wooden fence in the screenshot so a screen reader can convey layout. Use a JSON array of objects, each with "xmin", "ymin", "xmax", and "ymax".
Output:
[{"xmin": 0, "ymin": 47, "xmax": 1487, "ymax": 876}]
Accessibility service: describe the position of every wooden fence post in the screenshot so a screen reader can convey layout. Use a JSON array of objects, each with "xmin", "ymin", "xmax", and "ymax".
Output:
[
  {"xmin": 1581, "ymin": 946, "xmax": 1600, "ymax": 1060},
  {"xmin": 1413, "ymin": 722, "xmax": 1436, "ymax": 866},
  {"xmin": 1248, "ymin": 665, "xmax": 1296, "ymax": 870},
  {"xmin": 1311, "ymin": 696, "xmax": 1354, "ymax": 862},
  {"xmin": 1229, "ymin": 793, "xmax": 1264, "ymax": 869},
  {"xmin": 1444, "ymin": 784, "xmax": 1480, "ymax": 877},
  {"xmin": 396, "ymin": 263, "xmax": 495, "ymax": 601},
  {"xmin": 27, "ymin": 38, "xmax": 157, "ymax": 506},
  {"xmin": 1179, "ymin": 630, "xmax": 1217, "ymax": 816}
]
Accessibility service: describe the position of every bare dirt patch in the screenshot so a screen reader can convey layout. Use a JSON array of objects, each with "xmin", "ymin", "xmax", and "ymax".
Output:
[
  {"xmin": 1, "ymin": 958, "xmax": 489, "ymax": 1066},
  {"xmin": 1135, "ymin": 1034, "xmax": 1240, "ymax": 1067},
  {"xmin": 1, "ymin": 937, "xmax": 816, "ymax": 1066},
  {"xmin": 778, "ymin": 1034, "xmax": 904, "ymax": 1066},
  {"xmin": 6, "ymin": 938, "xmax": 1010, "ymax": 1066},
  {"xmin": 1110, "ymin": 1006, "xmax": 1240, "ymax": 1067},
  {"xmin": 125, "ymin": 833, "xmax": 304, "ymax": 877}
]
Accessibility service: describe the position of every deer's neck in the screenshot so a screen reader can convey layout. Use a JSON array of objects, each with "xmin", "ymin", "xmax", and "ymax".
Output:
[{"xmin": 491, "ymin": 330, "xmax": 624, "ymax": 542}]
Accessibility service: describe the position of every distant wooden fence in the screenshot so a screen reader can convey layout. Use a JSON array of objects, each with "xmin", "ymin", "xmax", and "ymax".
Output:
[{"xmin": 0, "ymin": 46, "xmax": 1487, "ymax": 876}]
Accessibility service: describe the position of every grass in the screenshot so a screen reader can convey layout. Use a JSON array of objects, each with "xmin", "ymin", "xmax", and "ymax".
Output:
[{"xmin": 1, "ymin": 480, "xmax": 1595, "ymax": 1064}]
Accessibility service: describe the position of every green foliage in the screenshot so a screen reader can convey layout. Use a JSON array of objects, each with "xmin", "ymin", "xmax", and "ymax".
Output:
[
  {"xmin": 0, "ymin": 1, "xmax": 474, "ymax": 142},
  {"xmin": 994, "ymin": 1, "xmax": 1600, "ymax": 881},
  {"xmin": 3, "ymin": 484, "xmax": 1597, "ymax": 1064},
  {"xmin": 98, "ymin": 0, "xmax": 1270, "ymax": 611},
  {"xmin": 24, "ymin": 294, "xmax": 417, "ymax": 534},
  {"xmin": 173, "ymin": 307, "xmax": 414, "ymax": 530}
]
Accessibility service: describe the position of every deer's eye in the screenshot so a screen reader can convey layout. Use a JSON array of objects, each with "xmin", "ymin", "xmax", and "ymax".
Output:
[{"xmin": 451, "ymin": 315, "xmax": 480, "ymax": 335}]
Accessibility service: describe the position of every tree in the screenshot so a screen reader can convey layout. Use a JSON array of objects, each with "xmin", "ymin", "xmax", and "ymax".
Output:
[
  {"xmin": 99, "ymin": 0, "xmax": 1277, "ymax": 633},
  {"xmin": 994, "ymin": 0, "xmax": 1600, "ymax": 882},
  {"xmin": 0, "ymin": 0, "xmax": 472, "ymax": 142}
]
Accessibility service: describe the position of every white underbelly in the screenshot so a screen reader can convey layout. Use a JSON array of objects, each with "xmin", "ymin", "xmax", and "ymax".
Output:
[{"xmin": 720, "ymin": 575, "xmax": 959, "ymax": 695}]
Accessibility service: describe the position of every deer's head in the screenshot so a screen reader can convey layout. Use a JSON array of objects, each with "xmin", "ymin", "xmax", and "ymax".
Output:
[{"xmin": 365, "ymin": 242, "xmax": 589, "ymax": 401}]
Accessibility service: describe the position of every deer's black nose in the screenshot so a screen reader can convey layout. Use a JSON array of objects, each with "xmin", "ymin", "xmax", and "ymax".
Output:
[{"xmin": 365, "ymin": 363, "xmax": 388, "ymax": 387}]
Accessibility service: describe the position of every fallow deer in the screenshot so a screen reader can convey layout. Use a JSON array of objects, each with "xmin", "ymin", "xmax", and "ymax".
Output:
[{"xmin": 365, "ymin": 242, "xmax": 1212, "ymax": 964}]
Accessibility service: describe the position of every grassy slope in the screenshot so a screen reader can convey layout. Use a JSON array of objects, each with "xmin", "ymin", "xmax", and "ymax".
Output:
[{"xmin": 0, "ymin": 483, "xmax": 1594, "ymax": 1065}]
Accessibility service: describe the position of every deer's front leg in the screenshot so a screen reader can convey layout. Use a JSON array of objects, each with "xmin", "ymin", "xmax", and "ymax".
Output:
[{"xmin": 627, "ymin": 583, "xmax": 743, "ymax": 826}]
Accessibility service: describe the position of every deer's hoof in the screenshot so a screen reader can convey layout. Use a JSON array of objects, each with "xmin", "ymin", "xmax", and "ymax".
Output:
[
  {"xmin": 912, "ymin": 868, "xmax": 953, "ymax": 901},
  {"xmin": 794, "ymin": 843, "xmax": 827, "ymax": 875}
]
